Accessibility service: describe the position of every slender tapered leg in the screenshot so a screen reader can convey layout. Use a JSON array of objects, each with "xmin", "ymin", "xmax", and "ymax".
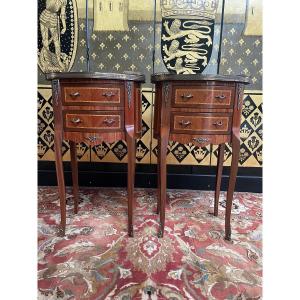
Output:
[
  {"xmin": 126, "ymin": 132, "xmax": 135, "ymax": 237},
  {"xmin": 70, "ymin": 141, "xmax": 79, "ymax": 214},
  {"xmin": 156, "ymin": 138, "xmax": 161, "ymax": 215},
  {"xmin": 133, "ymin": 138, "xmax": 136, "ymax": 190},
  {"xmin": 158, "ymin": 134, "xmax": 168, "ymax": 238},
  {"xmin": 54, "ymin": 134, "xmax": 66, "ymax": 236},
  {"xmin": 214, "ymin": 143, "xmax": 225, "ymax": 216},
  {"xmin": 225, "ymin": 135, "xmax": 240, "ymax": 240}
]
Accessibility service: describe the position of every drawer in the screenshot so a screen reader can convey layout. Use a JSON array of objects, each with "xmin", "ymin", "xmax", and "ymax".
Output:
[
  {"xmin": 64, "ymin": 131, "xmax": 124, "ymax": 145},
  {"xmin": 64, "ymin": 111, "xmax": 123, "ymax": 132},
  {"xmin": 63, "ymin": 85, "xmax": 123, "ymax": 106},
  {"xmin": 173, "ymin": 86, "xmax": 234, "ymax": 108},
  {"xmin": 171, "ymin": 113, "xmax": 232, "ymax": 134}
]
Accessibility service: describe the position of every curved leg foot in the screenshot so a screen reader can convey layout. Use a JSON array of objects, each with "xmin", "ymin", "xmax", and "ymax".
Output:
[
  {"xmin": 57, "ymin": 226, "xmax": 65, "ymax": 237},
  {"xmin": 158, "ymin": 225, "xmax": 164, "ymax": 238},
  {"xmin": 128, "ymin": 225, "xmax": 134, "ymax": 238},
  {"xmin": 225, "ymin": 228, "xmax": 231, "ymax": 241}
]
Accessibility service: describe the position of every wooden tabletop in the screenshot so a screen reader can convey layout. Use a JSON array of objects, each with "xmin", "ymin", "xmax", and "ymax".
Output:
[
  {"xmin": 151, "ymin": 73, "xmax": 250, "ymax": 84},
  {"xmin": 45, "ymin": 71, "xmax": 145, "ymax": 82}
]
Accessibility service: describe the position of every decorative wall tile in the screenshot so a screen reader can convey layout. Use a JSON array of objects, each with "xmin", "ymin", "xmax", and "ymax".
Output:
[
  {"xmin": 137, "ymin": 89, "xmax": 153, "ymax": 164},
  {"xmin": 210, "ymin": 91, "xmax": 263, "ymax": 167},
  {"xmin": 37, "ymin": 86, "xmax": 90, "ymax": 162},
  {"xmin": 38, "ymin": 87, "xmax": 262, "ymax": 167},
  {"xmin": 219, "ymin": 24, "xmax": 262, "ymax": 90}
]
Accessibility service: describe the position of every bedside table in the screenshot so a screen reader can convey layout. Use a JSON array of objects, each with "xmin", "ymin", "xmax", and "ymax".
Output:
[
  {"xmin": 152, "ymin": 73, "xmax": 249, "ymax": 240},
  {"xmin": 46, "ymin": 72, "xmax": 145, "ymax": 237}
]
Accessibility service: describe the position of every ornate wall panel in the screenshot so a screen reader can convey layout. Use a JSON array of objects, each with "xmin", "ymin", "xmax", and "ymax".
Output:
[
  {"xmin": 38, "ymin": 0, "xmax": 78, "ymax": 73},
  {"xmin": 160, "ymin": 0, "xmax": 219, "ymax": 74},
  {"xmin": 38, "ymin": 0, "xmax": 263, "ymax": 168}
]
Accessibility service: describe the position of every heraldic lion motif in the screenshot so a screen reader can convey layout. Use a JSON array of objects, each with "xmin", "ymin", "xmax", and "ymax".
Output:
[{"xmin": 160, "ymin": 0, "xmax": 219, "ymax": 74}]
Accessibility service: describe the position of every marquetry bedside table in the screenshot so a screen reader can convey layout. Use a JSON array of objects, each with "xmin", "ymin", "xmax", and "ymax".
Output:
[
  {"xmin": 46, "ymin": 72, "xmax": 145, "ymax": 237},
  {"xmin": 152, "ymin": 73, "xmax": 249, "ymax": 240}
]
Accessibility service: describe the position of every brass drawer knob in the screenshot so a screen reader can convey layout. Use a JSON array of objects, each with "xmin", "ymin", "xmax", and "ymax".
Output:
[
  {"xmin": 69, "ymin": 92, "xmax": 80, "ymax": 97},
  {"xmin": 215, "ymin": 94, "xmax": 226, "ymax": 100},
  {"xmin": 71, "ymin": 117, "xmax": 82, "ymax": 124},
  {"xmin": 181, "ymin": 94, "xmax": 193, "ymax": 100},
  {"xmin": 179, "ymin": 120, "xmax": 192, "ymax": 127},
  {"xmin": 102, "ymin": 91, "xmax": 116, "ymax": 97},
  {"xmin": 103, "ymin": 118, "xmax": 116, "ymax": 126},
  {"xmin": 212, "ymin": 120, "xmax": 223, "ymax": 126}
]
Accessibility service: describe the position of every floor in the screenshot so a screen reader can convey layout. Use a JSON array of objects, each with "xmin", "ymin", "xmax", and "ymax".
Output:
[{"xmin": 38, "ymin": 187, "xmax": 262, "ymax": 300}]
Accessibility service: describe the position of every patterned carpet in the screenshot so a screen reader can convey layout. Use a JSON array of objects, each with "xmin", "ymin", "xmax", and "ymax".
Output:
[{"xmin": 38, "ymin": 187, "xmax": 262, "ymax": 300}]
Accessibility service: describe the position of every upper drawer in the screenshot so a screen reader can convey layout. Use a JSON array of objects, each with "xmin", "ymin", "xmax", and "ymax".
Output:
[
  {"xmin": 172, "ymin": 86, "xmax": 234, "ymax": 108},
  {"xmin": 64, "ymin": 111, "xmax": 123, "ymax": 132},
  {"xmin": 63, "ymin": 84, "xmax": 123, "ymax": 106},
  {"xmin": 171, "ymin": 113, "xmax": 232, "ymax": 135}
]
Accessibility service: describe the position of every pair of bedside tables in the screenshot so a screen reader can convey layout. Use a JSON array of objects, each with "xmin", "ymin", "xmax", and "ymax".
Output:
[{"xmin": 47, "ymin": 72, "xmax": 249, "ymax": 240}]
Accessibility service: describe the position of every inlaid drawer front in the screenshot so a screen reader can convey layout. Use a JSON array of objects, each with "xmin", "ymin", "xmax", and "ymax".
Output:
[
  {"xmin": 171, "ymin": 113, "xmax": 232, "ymax": 134},
  {"xmin": 64, "ymin": 86, "xmax": 122, "ymax": 105},
  {"xmin": 64, "ymin": 111, "xmax": 123, "ymax": 131},
  {"xmin": 64, "ymin": 132, "xmax": 124, "ymax": 144},
  {"xmin": 173, "ymin": 86, "xmax": 234, "ymax": 108}
]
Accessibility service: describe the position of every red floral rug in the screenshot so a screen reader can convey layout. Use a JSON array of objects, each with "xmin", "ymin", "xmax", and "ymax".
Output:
[{"xmin": 38, "ymin": 187, "xmax": 262, "ymax": 300}]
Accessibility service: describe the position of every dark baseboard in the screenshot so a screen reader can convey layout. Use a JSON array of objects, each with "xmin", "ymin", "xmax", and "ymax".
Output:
[{"xmin": 38, "ymin": 161, "xmax": 262, "ymax": 193}]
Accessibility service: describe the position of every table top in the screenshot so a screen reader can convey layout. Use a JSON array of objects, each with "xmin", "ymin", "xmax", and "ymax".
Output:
[
  {"xmin": 151, "ymin": 73, "xmax": 250, "ymax": 84},
  {"xmin": 45, "ymin": 71, "xmax": 145, "ymax": 82}
]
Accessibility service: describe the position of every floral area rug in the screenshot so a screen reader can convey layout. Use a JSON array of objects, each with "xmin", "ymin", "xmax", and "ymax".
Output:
[{"xmin": 38, "ymin": 187, "xmax": 262, "ymax": 300}]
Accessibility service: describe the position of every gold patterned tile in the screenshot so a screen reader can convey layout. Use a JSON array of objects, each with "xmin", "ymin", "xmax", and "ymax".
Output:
[
  {"xmin": 38, "ymin": 86, "xmax": 262, "ymax": 167},
  {"xmin": 210, "ymin": 91, "xmax": 263, "ymax": 167}
]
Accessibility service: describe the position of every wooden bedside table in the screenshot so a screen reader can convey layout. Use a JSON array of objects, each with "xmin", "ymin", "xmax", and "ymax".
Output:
[
  {"xmin": 46, "ymin": 72, "xmax": 145, "ymax": 237},
  {"xmin": 152, "ymin": 73, "xmax": 249, "ymax": 240}
]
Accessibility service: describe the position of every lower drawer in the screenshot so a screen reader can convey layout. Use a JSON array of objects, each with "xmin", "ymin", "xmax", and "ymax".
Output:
[
  {"xmin": 171, "ymin": 113, "xmax": 232, "ymax": 134},
  {"xmin": 64, "ymin": 111, "xmax": 123, "ymax": 132},
  {"xmin": 64, "ymin": 131, "xmax": 125, "ymax": 145}
]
